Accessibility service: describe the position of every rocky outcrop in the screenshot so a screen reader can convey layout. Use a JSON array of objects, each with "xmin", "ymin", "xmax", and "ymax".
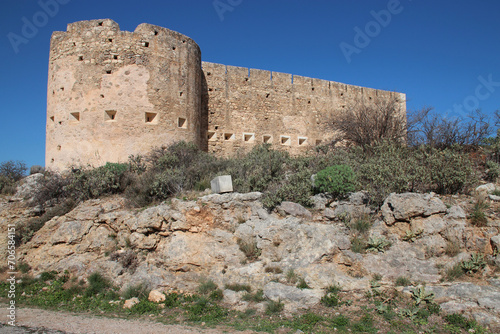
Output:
[{"xmin": 3, "ymin": 190, "xmax": 500, "ymax": 328}]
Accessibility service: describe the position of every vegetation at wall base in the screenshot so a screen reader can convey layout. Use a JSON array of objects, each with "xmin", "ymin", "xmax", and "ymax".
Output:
[{"xmin": 0, "ymin": 270, "xmax": 492, "ymax": 333}]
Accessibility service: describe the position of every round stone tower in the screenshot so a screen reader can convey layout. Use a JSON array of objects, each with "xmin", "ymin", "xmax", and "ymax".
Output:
[{"xmin": 46, "ymin": 19, "xmax": 202, "ymax": 170}]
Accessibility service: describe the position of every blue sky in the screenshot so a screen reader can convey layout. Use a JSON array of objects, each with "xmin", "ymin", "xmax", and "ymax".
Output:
[{"xmin": 1, "ymin": 0, "xmax": 500, "ymax": 168}]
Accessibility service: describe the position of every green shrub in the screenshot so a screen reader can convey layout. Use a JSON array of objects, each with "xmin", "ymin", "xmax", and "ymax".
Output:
[
  {"xmin": 330, "ymin": 315, "xmax": 350, "ymax": 327},
  {"xmin": 352, "ymin": 314, "xmax": 376, "ymax": 333},
  {"xmin": 228, "ymin": 144, "xmax": 289, "ymax": 193},
  {"xmin": 224, "ymin": 283, "xmax": 251, "ymax": 292},
  {"xmin": 425, "ymin": 147, "xmax": 477, "ymax": 194},
  {"xmin": 354, "ymin": 142, "xmax": 426, "ymax": 205},
  {"xmin": 320, "ymin": 284, "xmax": 341, "ymax": 307},
  {"xmin": 122, "ymin": 284, "xmax": 150, "ymax": 299},
  {"xmin": 67, "ymin": 162, "xmax": 129, "ymax": 201},
  {"xmin": 445, "ymin": 313, "xmax": 476, "ymax": 330},
  {"xmin": 350, "ymin": 215, "xmax": 372, "ymax": 234},
  {"xmin": 39, "ymin": 271, "xmax": 57, "ymax": 281},
  {"xmin": 264, "ymin": 266, "xmax": 283, "ymax": 274},
  {"xmin": 445, "ymin": 241, "xmax": 461, "ymax": 257},
  {"xmin": 0, "ymin": 160, "xmax": 27, "ymax": 194},
  {"xmin": 84, "ymin": 272, "xmax": 111, "ymax": 297},
  {"xmin": 395, "ymin": 276, "xmax": 411, "ymax": 286},
  {"xmin": 265, "ymin": 299, "xmax": 284, "ymax": 314},
  {"xmin": 186, "ymin": 297, "xmax": 228, "ymax": 322},
  {"xmin": 17, "ymin": 262, "xmax": 31, "ymax": 274},
  {"xmin": 297, "ymin": 278, "xmax": 311, "ymax": 290},
  {"xmin": 410, "ymin": 286, "xmax": 434, "ymax": 305},
  {"xmin": 237, "ymin": 238, "xmax": 261, "ymax": 261},
  {"xmin": 286, "ymin": 269, "xmax": 298, "ymax": 284},
  {"xmin": 129, "ymin": 299, "xmax": 160, "ymax": 315},
  {"xmin": 461, "ymin": 253, "xmax": 486, "ymax": 274},
  {"xmin": 198, "ymin": 280, "xmax": 218, "ymax": 295},
  {"xmin": 485, "ymin": 160, "xmax": 500, "ymax": 181},
  {"xmin": 366, "ymin": 236, "xmax": 391, "ymax": 253},
  {"xmin": 261, "ymin": 169, "xmax": 313, "ymax": 209},
  {"xmin": 242, "ymin": 289, "xmax": 266, "ymax": 302},
  {"xmin": 351, "ymin": 236, "xmax": 366, "ymax": 253},
  {"xmin": 470, "ymin": 199, "xmax": 488, "ymax": 227},
  {"xmin": 446, "ymin": 263, "xmax": 464, "ymax": 281},
  {"xmin": 315, "ymin": 165, "xmax": 356, "ymax": 199}
]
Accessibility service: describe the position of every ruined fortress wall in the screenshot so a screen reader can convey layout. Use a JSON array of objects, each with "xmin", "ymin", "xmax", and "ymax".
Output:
[
  {"xmin": 46, "ymin": 19, "xmax": 202, "ymax": 170},
  {"xmin": 46, "ymin": 19, "xmax": 406, "ymax": 169},
  {"xmin": 202, "ymin": 62, "xmax": 405, "ymax": 156}
]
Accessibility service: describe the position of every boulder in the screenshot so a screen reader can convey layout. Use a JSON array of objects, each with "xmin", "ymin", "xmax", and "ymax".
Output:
[
  {"xmin": 489, "ymin": 194, "xmax": 500, "ymax": 202},
  {"xmin": 148, "ymin": 289, "xmax": 166, "ymax": 303},
  {"xmin": 276, "ymin": 202, "xmax": 312, "ymax": 219},
  {"xmin": 311, "ymin": 194, "xmax": 329, "ymax": 210},
  {"xmin": 475, "ymin": 183, "xmax": 496, "ymax": 196},
  {"xmin": 381, "ymin": 193, "xmax": 447, "ymax": 225},
  {"xmin": 123, "ymin": 297, "xmax": 139, "ymax": 309},
  {"xmin": 263, "ymin": 282, "xmax": 323, "ymax": 310},
  {"xmin": 13, "ymin": 173, "xmax": 44, "ymax": 201},
  {"xmin": 445, "ymin": 206, "xmax": 467, "ymax": 219}
]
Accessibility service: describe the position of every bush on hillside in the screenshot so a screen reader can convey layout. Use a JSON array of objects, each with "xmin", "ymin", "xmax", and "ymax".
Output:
[
  {"xmin": 0, "ymin": 160, "xmax": 27, "ymax": 194},
  {"xmin": 315, "ymin": 165, "xmax": 356, "ymax": 199}
]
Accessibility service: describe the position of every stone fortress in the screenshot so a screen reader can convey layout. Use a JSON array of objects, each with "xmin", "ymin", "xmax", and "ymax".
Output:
[{"xmin": 46, "ymin": 19, "xmax": 406, "ymax": 170}]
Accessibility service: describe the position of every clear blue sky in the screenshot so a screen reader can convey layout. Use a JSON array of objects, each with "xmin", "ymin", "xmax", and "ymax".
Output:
[{"xmin": 1, "ymin": 0, "xmax": 500, "ymax": 168}]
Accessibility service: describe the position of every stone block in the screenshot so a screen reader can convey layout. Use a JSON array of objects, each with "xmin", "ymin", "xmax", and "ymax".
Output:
[{"xmin": 211, "ymin": 175, "xmax": 233, "ymax": 194}]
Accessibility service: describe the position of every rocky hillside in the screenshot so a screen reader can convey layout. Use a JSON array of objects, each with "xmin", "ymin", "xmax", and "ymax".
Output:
[{"xmin": 2, "ymin": 183, "xmax": 500, "ymax": 330}]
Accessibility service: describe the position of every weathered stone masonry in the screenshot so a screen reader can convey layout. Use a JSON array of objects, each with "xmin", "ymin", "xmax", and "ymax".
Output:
[{"xmin": 46, "ymin": 19, "xmax": 406, "ymax": 170}]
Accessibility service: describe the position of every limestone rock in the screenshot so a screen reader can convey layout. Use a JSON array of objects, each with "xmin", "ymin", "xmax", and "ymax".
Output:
[
  {"xmin": 476, "ymin": 183, "xmax": 496, "ymax": 196},
  {"xmin": 333, "ymin": 203, "xmax": 371, "ymax": 219},
  {"xmin": 445, "ymin": 205, "xmax": 467, "ymax": 219},
  {"xmin": 322, "ymin": 208, "xmax": 336, "ymax": 220},
  {"xmin": 276, "ymin": 202, "xmax": 312, "ymax": 219},
  {"xmin": 50, "ymin": 221, "xmax": 93, "ymax": 245},
  {"xmin": 148, "ymin": 289, "xmax": 166, "ymax": 303},
  {"xmin": 263, "ymin": 282, "xmax": 323, "ymax": 310},
  {"xmin": 348, "ymin": 191, "xmax": 370, "ymax": 205},
  {"xmin": 491, "ymin": 235, "xmax": 500, "ymax": 251},
  {"xmin": 311, "ymin": 194, "xmax": 329, "ymax": 210},
  {"xmin": 489, "ymin": 194, "xmax": 500, "ymax": 202},
  {"xmin": 123, "ymin": 297, "xmax": 139, "ymax": 309},
  {"xmin": 13, "ymin": 173, "xmax": 44, "ymax": 202},
  {"xmin": 381, "ymin": 193, "xmax": 447, "ymax": 225}
]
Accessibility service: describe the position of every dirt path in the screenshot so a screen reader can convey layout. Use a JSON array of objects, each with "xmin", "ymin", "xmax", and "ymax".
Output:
[{"xmin": 0, "ymin": 305, "xmax": 256, "ymax": 334}]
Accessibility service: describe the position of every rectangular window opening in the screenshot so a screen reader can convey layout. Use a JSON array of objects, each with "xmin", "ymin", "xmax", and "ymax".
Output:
[
  {"xmin": 113, "ymin": 55, "xmax": 118, "ymax": 60},
  {"xmin": 207, "ymin": 131, "xmax": 217, "ymax": 141},
  {"xmin": 70, "ymin": 112, "xmax": 80, "ymax": 121},
  {"xmin": 280, "ymin": 136, "xmax": 291, "ymax": 146},
  {"xmin": 142, "ymin": 41, "xmax": 150, "ymax": 47},
  {"xmin": 243, "ymin": 133, "xmax": 255, "ymax": 143},
  {"xmin": 105, "ymin": 110, "xmax": 117, "ymax": 121},
  {"xmin": 78, "ymin": 56, "xmax": 83, "ymax": 61},
  {"xmin": 177, "ymin": 117, "xmax": 187, "ymax": 129},
  {"xmin": 263, "ymin": 135, "xmax": 273, "ymax": 144},
  {"xmin": 224, "ymin": 133, "xmax": 235, "ymax": 141},
  {"xmin": 298, "ymin": 137, "xmax": 308, "ymax": 146},
  {"xmin": 145, "ymin": 112, "xmax": 157, "ymax": 123},
  {"xmin": 108, "ymin": 38, "xmax": 113, "ymax": 42},
  {"xmin": 105, "ymin": 70, "xmax": 112, "ymax": 74}
]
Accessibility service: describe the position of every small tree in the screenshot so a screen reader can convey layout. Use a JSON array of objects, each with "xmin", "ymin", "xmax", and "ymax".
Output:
[
  {"xmin": 330, "ymin": 96, "xmax": 406, "ymax": 147},
  {"xmin": 0, "ymin": 160, "xmax": 27, "ymax": 181}
]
